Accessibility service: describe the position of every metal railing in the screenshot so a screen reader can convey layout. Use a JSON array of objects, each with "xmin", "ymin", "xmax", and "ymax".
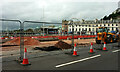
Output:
[{"xmin": 0, "ymin": 19, "xmax": 24, "ymax": 61}]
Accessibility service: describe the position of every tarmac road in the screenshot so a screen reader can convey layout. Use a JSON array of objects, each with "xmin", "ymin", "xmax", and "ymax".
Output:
[{"xmin": 2, "ymin": 42, "xmax": 120, "ymax": 71}]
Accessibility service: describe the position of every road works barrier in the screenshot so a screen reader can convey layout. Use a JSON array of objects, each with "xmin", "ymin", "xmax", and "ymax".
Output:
[
  {"xmin": 73, "ymin": 44, "xmax": 79, "ymax": 56},
  {"xmin": 89, "ymin": 42, "xmax": 95, "ymax": 54},
  {"xmin": 21, "ymin": 48, "xmax": 31, "ymax": 66},
  {"xmin": 1, "ymin": 35, "xmax": 96, "ymax": 40},
  {"xmin": 0, "ymin": 19, "xmax": 24, "ymax": 61},
  {"xmin": 103, "ymin": 42, "xmax": 107, "ymax": 51}
]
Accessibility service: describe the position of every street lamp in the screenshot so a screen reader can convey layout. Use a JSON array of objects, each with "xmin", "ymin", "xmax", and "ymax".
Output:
[
  {"xmin": 68, "ymin": 20, "xmax": 74, "ymax": 53},
  {"xmin": 68, "ymin": 18, "xmax": 81, "ymax": 53},
  {"xmin": 41, "ymin": 1, "xmax": 47, "ymax": 37},
  {"xmin": 36, "ymin": 26, "xmax": 39, "ymax": 35}
]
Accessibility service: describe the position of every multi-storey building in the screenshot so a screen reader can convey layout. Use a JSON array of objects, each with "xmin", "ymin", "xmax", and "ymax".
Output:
[{"xmin": 62, "ymin": 19, "xmax": 120, "ymax": 35}]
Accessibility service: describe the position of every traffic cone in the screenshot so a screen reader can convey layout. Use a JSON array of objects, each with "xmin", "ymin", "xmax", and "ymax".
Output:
[
  {"xmin": 89, "ymin": 42, "xmax": 95, "ymax": 54},
  {"xmin": 73, "ymin": 44, "xmax": 79, "ymax": 56},
  {"xmin": 21, "ymin": 48, "xmax": 31, "ymax": 66},
  {"xmin": 103, "ymin": 42, "xmax": 107, "ymax": 51}
]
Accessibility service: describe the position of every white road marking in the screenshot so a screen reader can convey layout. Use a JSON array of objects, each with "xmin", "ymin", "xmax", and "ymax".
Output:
[
  {"xmin": 112, "ymin": 49, "xmax": 120, "ymax": 53},
  {"xmin": 55, "ymin": 54, "xmax": 101, "ymax": 68}
]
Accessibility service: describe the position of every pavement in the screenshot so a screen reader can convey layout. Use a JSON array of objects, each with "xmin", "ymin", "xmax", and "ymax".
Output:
[{"xmin": 1, "ymin": 42, "xmax": 120, "ymax": 71}]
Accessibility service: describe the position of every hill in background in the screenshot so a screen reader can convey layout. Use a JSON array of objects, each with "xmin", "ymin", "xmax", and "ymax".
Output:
[{"xmin": 102, "ymin": 8, "xmax": 120, "ymax": 20}]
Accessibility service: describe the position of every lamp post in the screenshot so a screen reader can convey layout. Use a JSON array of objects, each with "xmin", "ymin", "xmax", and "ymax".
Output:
[
  {"xmin": 68, "ymin": 20, "xmax": 74, "ymax": 53},
  {"xmin": 36, "ymin": 26, "xmax": 39, "ymax": 35},
  {"xmin": 42, "ymin": 1, "xmax": 46, "ymax": 37}
]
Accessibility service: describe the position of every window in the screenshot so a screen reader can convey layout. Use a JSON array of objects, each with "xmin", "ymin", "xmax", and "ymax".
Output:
[
  {"xmin": 89, "ymin": 28, "xmax": 91, "ymax": 31},
  {"xmin": 116, "ymin": 28, "xmax": 118, "ymax": 31},
  {"xmin": 96, "ymin": 25, "xmax": 98, "ymax": 27},
  {"xmin": 104, "ymin": 24, "xmax": 106, "ymax": 26},
  {"xmin": 112, "ymin": 24, "xmax": 113, "ymax": 26},
  {"xmin": 100, "ymin": 25, "xmax": 101, "ymax": 27},
  {"xmin": 112, "ymin": 27, "xmax": 114, "ymax": 31},
  {"xmin": 108, "ymin": 24, "xmax": 110, "ymax": 26},
  {"xmin": 93, "ymin": 28, "xmax": 94, "ymax": 31},
  {"xmin": 79, "ymin": 28, "xmax": 81, "ymax": 31},
  {"xmin": 82, "ymin": 28, "xmax": 84, "ymax": 31},
  {"xmin": 116, "ymin": 24, "xmax": 118, "ymax": 26},
  {"xmin": 64, "ymin": 27, "xmax": 67, "ymax": 30},
  {"xmin": 65, "ymin": 24, "xmax": 67, "ymax": 25},
  {"xmin": 76, "ymin": 28, "xmax": 77, "ymax": 31},
  {"xmin": 89, "ymin": 25, "xmax": 91, "ymax": 27},
  {"xmin": 96, "ymin": 28, "xmax": 98, "ymax": 31},
  {"xmin": 79, "ymin": 25, "xmax": 81, "ymax": 27}
]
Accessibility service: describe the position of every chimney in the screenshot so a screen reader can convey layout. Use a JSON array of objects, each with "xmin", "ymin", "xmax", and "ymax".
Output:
[
  {"xmin": 82, "ymin": 19, "xmax": 85, "ymax": 22},
  {"xmin": 95, "ymin": 19, "xmax": 98, "ymax": 22}
]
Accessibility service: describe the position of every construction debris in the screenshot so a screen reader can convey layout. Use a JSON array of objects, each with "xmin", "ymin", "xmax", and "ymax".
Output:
[
  {"xmin": 54, "ymin": 40, "xmax": 72, "ymax": 49},
  {"xmin": 3, "ymin": 37, "xmax": 41, "ymax": 46}
]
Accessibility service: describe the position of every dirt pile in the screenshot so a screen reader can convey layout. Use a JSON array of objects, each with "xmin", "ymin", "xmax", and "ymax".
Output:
[
  {"xmin": 3, "ymin": 37, "xmax": 41, "ymax": 46},
  {"xmin": 54, "ymin": 40, "xmax": 72, "ymax": 49}
]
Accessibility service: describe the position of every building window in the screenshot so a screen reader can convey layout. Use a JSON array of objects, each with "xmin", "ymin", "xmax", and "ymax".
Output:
[
  {"xmin": 76, "ymin": 28, "xmax": 77, "ymax": 31},
  {"xmin": 65, "ymin": 24, "xmax": 67, "ymax": 25},
  {"xmin": 116, "ymin": 28, "xmax": 118, "ymax": 31},
  {"xmin": 108, "ymin": 24, "xmax": 110, "ymax": 26},
  {"xmin": 89, "ymin": 25, "xmax": 91, "ymax": 27},
  {"xmin": 112, "ymin": 24, "xmax": 113, "ymax": 26},
  {"xmin": 89, "ymin": 28, "xmax": 91, "ymax": 31},
  {"xmin": 93, "ymin": 28, "xmax": 94, "ymax": 31},
  {"xmin": 100, "ymin": 25, "xmax": 101, "ymax": 27},
  {"xmin": 79, "ymin": 28, "xmax": 81, "ymax": 31},
  {"xmin": 79, "ymin": 25, "xmax": 81, "ymax": 27},
  {"xmin": 76, "ymin": 25, "xmax": 77, "ymax": 27},
  {"xmin": 116, "ymin": 24, "xmax": 118, "ymax": 26},
  {"xmin": 96, "ymin": 28, "xmax": 98, "ymax": 31},
  {"xmin": 82, "ymin": 28, "xmax": 84, "ymax": 31},
  {"xmin": 104, "ymin": 24, "xmax": 105, "ymax": 26},
  {"xmin": 112, "ymin": 27, "xmax": 114, "ymax": 31},
  {"xmin": 96, "ymin": 25, "xmax": 98, "ymax": 27},
  {"xmin": 85, "ymin": 25, "xmax": 87, "ymax": 27}
]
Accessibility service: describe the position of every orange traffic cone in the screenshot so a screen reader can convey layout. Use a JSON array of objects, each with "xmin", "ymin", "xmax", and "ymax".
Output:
[
  {"xmin": 73, "ymin": 44, "xmax": 79, "ymax": 56},
  {"xmin": 103, "ymin": 42, "xmax": 107, "ymax": 51},
  {"xmin": 21, "ymin": 48, "xmax": 31, "ymax": 66},
  {"xmin": 89, "ymin": 42, "xmax": 95, "ymax": 53}
]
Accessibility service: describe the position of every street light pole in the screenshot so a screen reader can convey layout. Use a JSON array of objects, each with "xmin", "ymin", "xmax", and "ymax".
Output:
[
  {"xmin": 42, "ymin": 3, "xmax": 45, "ymax": 36},
  {"xmin": 71, "ymin": 22, "xmax": 74, "ymax": 53},
  {"xmin": 68, "ymin": 20, "xmax": 74, "ymax": 53}
]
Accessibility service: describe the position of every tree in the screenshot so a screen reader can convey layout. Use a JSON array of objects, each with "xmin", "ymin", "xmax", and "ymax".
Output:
[
  {"xmin": 103, "ymin": 16, "xmax": 108, "ymax": 20},
  {"xmin": 25, "ymin": 29, "xmax": 34, "ymax": 33}
]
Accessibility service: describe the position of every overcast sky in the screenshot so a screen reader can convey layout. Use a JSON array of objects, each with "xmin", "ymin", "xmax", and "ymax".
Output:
[{"xmin": 0, "ymin": 0, "xmax": 120, "ymax": 30}]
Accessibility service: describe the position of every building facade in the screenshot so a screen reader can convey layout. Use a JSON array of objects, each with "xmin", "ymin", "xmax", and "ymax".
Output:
[
  {"xmin": 62, "ymin": 19, "xmax": 120, "ymax": 35},
  {"xmin": 62, "ymin": 20, "xmax": 69, "ymax": 34}
]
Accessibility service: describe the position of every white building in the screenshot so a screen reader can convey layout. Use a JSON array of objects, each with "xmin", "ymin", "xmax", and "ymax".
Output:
[{"xmin": 62, "ymin": 19, "xmax": 120, "ymax": 35}]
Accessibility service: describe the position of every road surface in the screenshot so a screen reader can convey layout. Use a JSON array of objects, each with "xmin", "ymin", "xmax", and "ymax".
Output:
[{"xmin": 2, "ymin": 42, "xmax": 120, "ymax": 71}]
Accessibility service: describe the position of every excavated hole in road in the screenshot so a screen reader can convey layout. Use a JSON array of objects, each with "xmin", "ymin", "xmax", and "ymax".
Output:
[{"xmin": 33, "ymin": 40, "xmax": 72, "ymax": 51}]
